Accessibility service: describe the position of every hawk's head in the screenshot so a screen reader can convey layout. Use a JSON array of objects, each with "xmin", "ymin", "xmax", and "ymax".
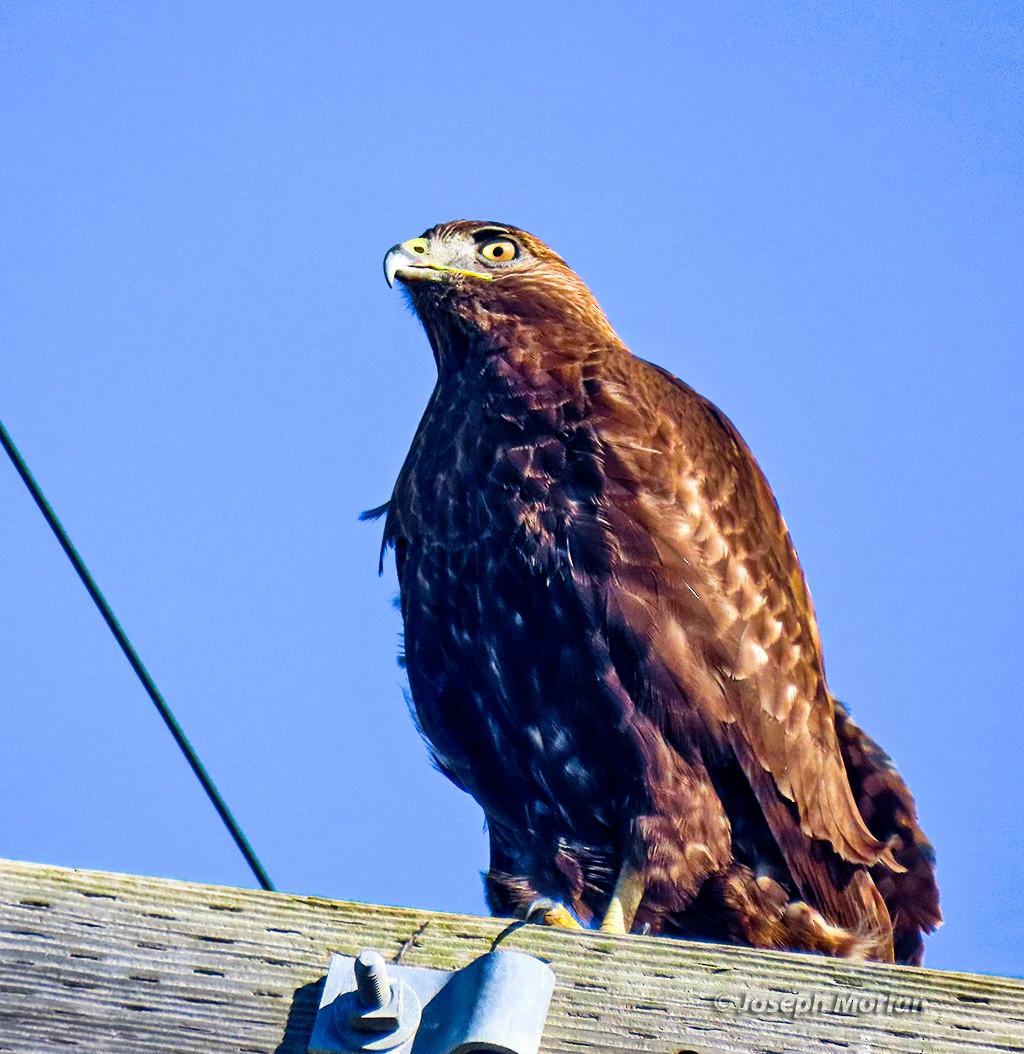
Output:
[{"xmin": 384, "ymin": 220, "xmax": 616, "ymax": 362}]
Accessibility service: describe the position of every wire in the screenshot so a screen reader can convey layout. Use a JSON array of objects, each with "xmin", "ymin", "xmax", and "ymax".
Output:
[{"xmin": 0, "ymin": 416, "xmax": 275, "ymax": 892}]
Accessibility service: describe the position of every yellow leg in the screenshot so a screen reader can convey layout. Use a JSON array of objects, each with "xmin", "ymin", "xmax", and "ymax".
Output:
[{"xmin": 600, "ymin": 864, "xmax": 646, "ymax": 934}]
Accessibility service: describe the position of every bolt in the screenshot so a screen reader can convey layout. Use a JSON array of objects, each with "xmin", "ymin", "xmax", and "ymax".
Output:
[{"xmin": 354, "ymin": 949, "xmax": 392, "ymax": 1010}]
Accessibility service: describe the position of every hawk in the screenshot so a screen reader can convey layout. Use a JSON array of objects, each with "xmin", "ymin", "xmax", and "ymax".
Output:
[{"xmin": 373, "ymin": 220, "xmax": 940, "ymax": 963}]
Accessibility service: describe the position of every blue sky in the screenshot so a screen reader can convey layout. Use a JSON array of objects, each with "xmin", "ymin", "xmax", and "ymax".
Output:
[{"xmin": 1, "ymin": 2, "xmax": 1021, "ymax": 977}]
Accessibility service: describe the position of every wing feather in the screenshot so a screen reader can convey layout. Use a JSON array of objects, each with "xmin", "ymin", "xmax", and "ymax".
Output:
[{"xmin": 592, "ymin": 357, "xmax": 902, "ymax": 907}]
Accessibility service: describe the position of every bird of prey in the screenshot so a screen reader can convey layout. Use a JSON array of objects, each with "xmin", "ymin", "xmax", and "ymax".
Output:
[{"xmin": 373, "ymin": 220, "xmax": 940, "ymax": 963}]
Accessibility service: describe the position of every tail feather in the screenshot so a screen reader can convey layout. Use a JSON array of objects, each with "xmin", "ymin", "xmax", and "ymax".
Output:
[{"xmin": 834, "ymin": 700, "xmax": 941, "ymax": 965}]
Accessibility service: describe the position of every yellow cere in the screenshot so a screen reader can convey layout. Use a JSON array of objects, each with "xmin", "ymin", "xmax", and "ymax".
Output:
[{"xmin": 399, "ymin": 237, "xmax": 497, "ymax": 280}]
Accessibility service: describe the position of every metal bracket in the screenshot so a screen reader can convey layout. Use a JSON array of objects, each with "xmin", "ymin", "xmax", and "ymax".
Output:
[{"xmin": 309, "ymin": 947, "xmax": 555, "ymax": 1054}]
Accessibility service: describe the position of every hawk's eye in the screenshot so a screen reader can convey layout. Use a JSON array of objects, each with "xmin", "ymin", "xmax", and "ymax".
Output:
[{"xmin": 479, "ymin": 239, "xmax": 519, "ymax": 263}]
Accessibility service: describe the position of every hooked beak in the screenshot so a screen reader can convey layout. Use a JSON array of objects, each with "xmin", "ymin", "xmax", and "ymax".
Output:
[
  {"xmin": 383, "ymin": 237, "xmax": 495, "ymax": 288},
  {"xmin": 384, "ymin": 239, "xmax": 437, "ymax": 288}
]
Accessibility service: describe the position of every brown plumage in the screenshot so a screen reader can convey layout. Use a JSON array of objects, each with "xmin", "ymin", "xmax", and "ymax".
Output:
[{"xmin": 374, "ymin": 220, "xmax": 940, "ymax": 963}]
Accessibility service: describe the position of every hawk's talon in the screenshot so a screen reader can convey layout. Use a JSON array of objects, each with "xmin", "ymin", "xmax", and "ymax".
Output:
[{"xmin": 524, "ymin": 898, "xmax": 583, "ymax": 930}]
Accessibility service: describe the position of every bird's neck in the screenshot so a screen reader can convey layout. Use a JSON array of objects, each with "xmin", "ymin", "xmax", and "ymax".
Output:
[{"xmin": 424, "ymin": 309, "xmax": 624, "ymax": 384}]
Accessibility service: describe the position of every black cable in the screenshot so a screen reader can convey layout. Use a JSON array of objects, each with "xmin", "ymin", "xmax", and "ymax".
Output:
[{"xmin": 0, "ymin": 416, "xmax": 275, "ymax": 892}]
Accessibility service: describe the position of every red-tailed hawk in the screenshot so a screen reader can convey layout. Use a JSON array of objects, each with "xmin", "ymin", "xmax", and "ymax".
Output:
[{"xmin": 373, "ymin": 220, "xmax": 940, "ymax": 963}]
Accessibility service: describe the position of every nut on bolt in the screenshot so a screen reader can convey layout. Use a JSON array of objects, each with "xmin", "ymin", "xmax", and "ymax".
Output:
[
  {"xmin": 356, "ymin": 948, "xmax": 396, "ymax": 1020},
  {"xmin": 335, "ymin": 948, "xmax": 421, "ymax": 1050}
]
